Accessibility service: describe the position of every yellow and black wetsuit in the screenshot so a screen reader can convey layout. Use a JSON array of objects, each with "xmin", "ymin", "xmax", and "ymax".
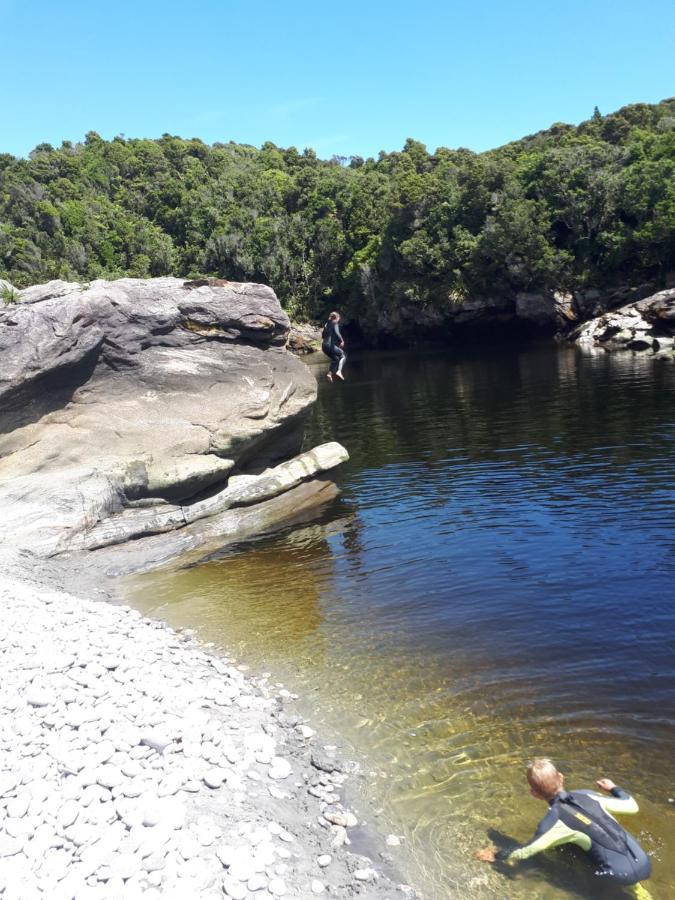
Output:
[{"xmin": 498, "ymin": 788, "xmax": 651, "ymax": 886}]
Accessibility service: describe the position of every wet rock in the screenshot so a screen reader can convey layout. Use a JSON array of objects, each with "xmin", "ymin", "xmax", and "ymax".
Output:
[
  {"xmin": 324, "ymin": 810, "xmax": 357, "ymax": 828},
  {"xmin": 311, "ymin": 750, "xmax": 343, "ymax": 774},
  {"xmin": 354, "ymin": 867, "xmax": 377, "ymax": 881}
]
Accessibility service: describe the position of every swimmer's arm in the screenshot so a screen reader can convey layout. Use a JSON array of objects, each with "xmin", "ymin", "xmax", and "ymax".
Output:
[
  {"xmin": 498, "ymin": 815, "xmax": 575, "ymax": 862},
  {"xmin": 595, "ymin": 786, "xmax": 639, "ymax": 815}
]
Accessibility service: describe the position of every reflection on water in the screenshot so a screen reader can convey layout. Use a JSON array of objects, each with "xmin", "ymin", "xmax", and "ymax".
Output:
[{"xmin": 127, "ymin": 344, "xmax": 675, "ymax": 899}]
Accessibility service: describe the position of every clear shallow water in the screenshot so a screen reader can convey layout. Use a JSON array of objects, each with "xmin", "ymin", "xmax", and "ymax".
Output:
[{"xmin": 128, "ymin": 344, "xmax": 675, "ymax": 899}]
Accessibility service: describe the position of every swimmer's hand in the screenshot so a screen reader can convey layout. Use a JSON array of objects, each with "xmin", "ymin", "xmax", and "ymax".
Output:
[
  {"xmin": 475, "ymin": 847, "xmax": 497, "ymax": 863},
  {"xmin": 596, "ymin": 778, "xmax": 617, "ymax": 792}
]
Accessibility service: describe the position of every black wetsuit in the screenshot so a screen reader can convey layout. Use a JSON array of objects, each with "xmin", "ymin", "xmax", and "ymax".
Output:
[
  {"xmin": 322, "ymin": 320, "xmax": 345, "ymax": 375},
  {"xmin": 499, "ymin": 788, "xmax": 651, "ymax": 886}
]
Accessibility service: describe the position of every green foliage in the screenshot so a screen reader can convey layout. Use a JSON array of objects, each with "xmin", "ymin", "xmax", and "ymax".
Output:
[
  {"xmin": 1, "ymin": 283, "xmax": 19, "ymax": 305},
  {"xmin": 0, "ymin": 98, "xmax": 673, "ymax": 328}
]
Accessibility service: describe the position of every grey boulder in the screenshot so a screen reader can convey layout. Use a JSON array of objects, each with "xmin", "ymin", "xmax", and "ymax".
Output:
[{"xmin": 0, "ymin": 277, "xmax": 345, "ymax": 560}]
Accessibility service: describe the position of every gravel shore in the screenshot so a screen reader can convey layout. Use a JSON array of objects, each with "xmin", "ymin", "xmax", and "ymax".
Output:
[{"xmin": 0, "ymin": 572, "xmax": 412, "ymax": 900}]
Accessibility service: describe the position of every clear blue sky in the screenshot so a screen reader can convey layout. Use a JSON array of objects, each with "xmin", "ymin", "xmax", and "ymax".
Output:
[{"xmin": 2, "ymin": 0, "xmax": 673, "ymax": 160}]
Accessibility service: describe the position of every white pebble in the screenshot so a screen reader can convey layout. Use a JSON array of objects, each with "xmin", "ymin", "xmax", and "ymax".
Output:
[
  {"xmin": 354, "ymin": 867, "xmax": 377, "ymax": 881},
  {"xmin": 203, "ymin": 768, "xmax": 227, "ymax": 789},
  {"xmin": 222, "ymin": 876, "xmax": 247, "ymax": 899},
  {"xmin": 268, "ymin": 758, "xmax": 292, "ymax": 780}
]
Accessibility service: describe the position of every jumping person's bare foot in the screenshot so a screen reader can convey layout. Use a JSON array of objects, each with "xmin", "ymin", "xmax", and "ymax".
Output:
[
  {"xmin": 336, "ymin": 371, "xmax": 345, "ymax": 381},
  {"xmin": 326, "ymin": 372, "xmax": 333, "ymax": 382}
]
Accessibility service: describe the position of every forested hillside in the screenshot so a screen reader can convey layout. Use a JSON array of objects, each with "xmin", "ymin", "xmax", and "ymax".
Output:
[{"xmin": 1, "ymin": 99, "xmax": 673, "ymax": 329}]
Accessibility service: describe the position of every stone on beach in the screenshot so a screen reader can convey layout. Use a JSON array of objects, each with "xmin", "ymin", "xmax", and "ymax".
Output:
[{"xmin": 268, "ymin": 757, "xmax": 292, "ymax": 780}]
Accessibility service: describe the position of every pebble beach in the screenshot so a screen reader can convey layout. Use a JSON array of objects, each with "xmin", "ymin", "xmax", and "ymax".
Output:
[{"xmin": 0, "ymin": 576, "xmax": 409, "ymax": 900}]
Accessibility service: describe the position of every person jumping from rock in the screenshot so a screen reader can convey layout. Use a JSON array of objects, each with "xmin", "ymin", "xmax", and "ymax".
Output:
[
  {"xmin": 476, "ymin": 758, "xmax": 652, "ymax": 893},
  {"xmin": 322, "ymin": 311, "xmax": 346, "ymax": 383}
]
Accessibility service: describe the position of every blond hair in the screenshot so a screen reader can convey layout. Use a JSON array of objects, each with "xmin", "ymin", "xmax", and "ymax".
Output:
[{"xmin": 526, "ymin": 758, "xmax": 563, "ymax": 797}]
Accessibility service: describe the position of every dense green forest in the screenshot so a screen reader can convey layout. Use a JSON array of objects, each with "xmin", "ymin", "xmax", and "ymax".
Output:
[{"xmin": 1, "ymin": 99, "xmax": 673, "ymax": 328}]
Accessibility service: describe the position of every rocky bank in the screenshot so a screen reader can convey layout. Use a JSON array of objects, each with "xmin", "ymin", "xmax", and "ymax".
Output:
[
  {"xmin": 570, "ymin": 287, "xmax": 675, "ymax": 355},
  {"xmin": 365, "ymin": 281, "xmax": 673, "ymax": 344},
  {"xmin": 0, "ymin": 278, "xmax": 410, "ymax": 898},
  {"xmin": 0, "ymin": 570, "xmax": 409, "ymax": 900}
]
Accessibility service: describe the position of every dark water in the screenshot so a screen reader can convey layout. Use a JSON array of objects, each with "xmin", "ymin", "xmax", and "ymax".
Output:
[{"xmin": 129, "ymin": 344, "xmax": 675, "ymax": 898}]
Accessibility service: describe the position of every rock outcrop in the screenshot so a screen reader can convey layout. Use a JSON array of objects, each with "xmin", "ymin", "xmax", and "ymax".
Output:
[
  {"xmin": 571, "ymin": 288, "xmax": 675, "ymax": 355},
  {"xmin": 364, "ymin": 281, "xmax": 667, "ymax": 343},
  {"xmin": 287, "ymin": 322, "xmax": 322, "ymax": 354},
  {"xmin": 0, "ymin": 277, "xmax": 347, "ymax": 563}
]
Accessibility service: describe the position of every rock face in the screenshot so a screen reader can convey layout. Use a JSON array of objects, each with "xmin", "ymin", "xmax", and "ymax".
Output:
[
  {"xmin": 287, "ymin": 323, "xmax": 322, "ymax": 355},
  {"xmin": 0, "ymin": 277, "xmax": 346, "ymax": 561},
  {"xmin": 365, "ymin": 282, "xmax": 667, "ymax": 343},
  {"xmin": 571, "ymin": 288, "xmax": 675, "ymax": 355}
]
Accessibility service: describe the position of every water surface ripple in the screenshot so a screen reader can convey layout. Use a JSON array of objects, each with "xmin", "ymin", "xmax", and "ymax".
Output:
[{"xmin": 129, "ymin": 344, "xmax": 675, "ymax": 899}]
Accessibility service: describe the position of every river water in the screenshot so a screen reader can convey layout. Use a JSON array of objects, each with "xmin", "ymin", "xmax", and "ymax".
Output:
[{"xmin": 127, "ymin": 343, "xmax": 675, "ymax": 899}]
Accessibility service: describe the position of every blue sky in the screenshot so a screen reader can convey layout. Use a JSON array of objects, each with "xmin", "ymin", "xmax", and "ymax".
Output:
[{"xmin": 1, "ymin": 0, "xmax": 673, "ymax": 159}]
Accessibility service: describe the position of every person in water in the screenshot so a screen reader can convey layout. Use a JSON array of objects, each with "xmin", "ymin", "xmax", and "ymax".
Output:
[
  {"xmin": 476, "ymin": 758, "xmax": 651, "ymax": 888},
  {"xmin": 322, "ymin": 311, "xmax": 346, "ymax": 382}
]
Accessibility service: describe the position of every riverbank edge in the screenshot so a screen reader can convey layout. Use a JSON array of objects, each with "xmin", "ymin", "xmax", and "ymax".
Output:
[{"xmin": 0, "ymin": 550, "xmax": 416, "ymax": 900}]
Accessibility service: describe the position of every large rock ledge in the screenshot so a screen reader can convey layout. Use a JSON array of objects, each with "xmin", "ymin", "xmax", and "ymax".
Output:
[
  {"xmin": 570, "ymin": 288, "xmax": 675, "ymax": 356},
  {"xmin": 0, "ymin": 277, "xmax": 348, "ymax": 565}
]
